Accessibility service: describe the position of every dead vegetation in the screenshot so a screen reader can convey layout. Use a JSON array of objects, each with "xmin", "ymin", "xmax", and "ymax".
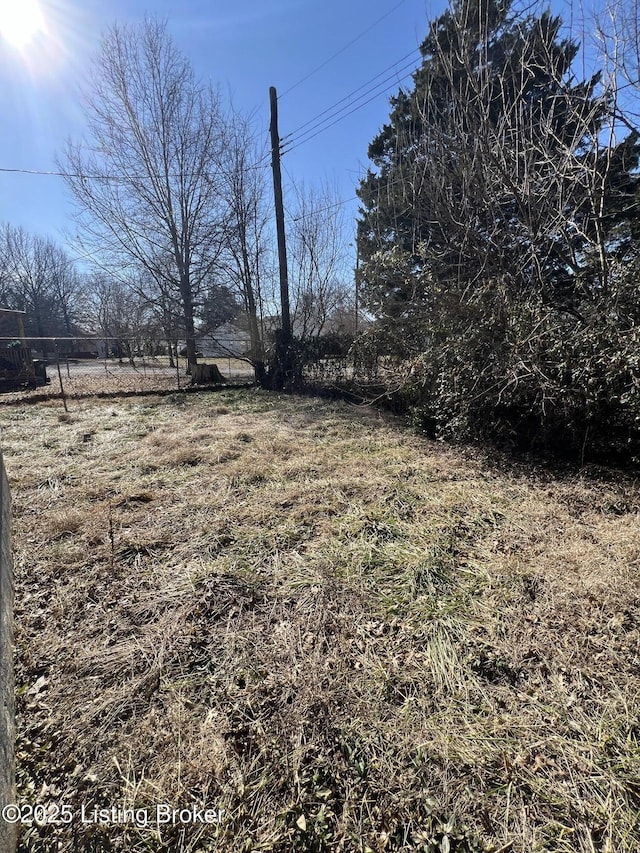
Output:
[{"xmin": 1, "ymin": 389, "xmax": 639, "ymax": 852}]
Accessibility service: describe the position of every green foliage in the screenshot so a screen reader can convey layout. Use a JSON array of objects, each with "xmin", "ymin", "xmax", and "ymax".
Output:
[
  {"xmin": 297, "ymin": 331, "xmax": 355, "ymax": 361},
  {"xmin": 198, "ymin": 284, "xmax": 242, "ymax": 332},
  {"xmin": 395, "ymin": 255, "xmax": 640, "ymax": 460}
]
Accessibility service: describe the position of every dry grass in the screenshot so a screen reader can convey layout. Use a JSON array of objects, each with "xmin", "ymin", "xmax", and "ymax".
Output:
[{"xmin": 2, "ymin": 389, "xmax": 639, "ymax": 852}]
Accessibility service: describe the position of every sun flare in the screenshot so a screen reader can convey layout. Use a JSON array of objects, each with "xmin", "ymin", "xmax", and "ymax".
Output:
[{"xmin": 0, "ymin": 0, "xmax": 45, "ymax": 50}]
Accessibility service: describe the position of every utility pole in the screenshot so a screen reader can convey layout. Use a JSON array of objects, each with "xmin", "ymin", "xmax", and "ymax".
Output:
[{"xmin": 269, "ymin": 86, "xmax": 293, "ymax": 387}]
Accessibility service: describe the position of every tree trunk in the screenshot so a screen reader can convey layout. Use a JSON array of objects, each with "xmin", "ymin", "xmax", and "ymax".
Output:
[
  {"xmin": 180, "ymin": 276, "xmax": 198, "ymax": 374},
  {"xmin": 237, "ymin": 220, "xmax": 267, "ymax": 386},
  {"xmin": 246, "ymin": 295, "xmax": 266, "ymax": 386}
]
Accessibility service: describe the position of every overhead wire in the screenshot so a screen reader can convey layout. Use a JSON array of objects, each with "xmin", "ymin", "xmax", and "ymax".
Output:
[
  {"xmin": 280, "ymin": 55, "xmax": 640, "ymax": 157},
  {"xmin": 283, "ymin": 48, "xmax": 419, "ymax": 150},
  {"xmin": 279, "ymin": 0, "xmax": 410, "ymax": 99},
  {"xmin": 282, "ymin": 66, "xmax": 416, "ymax": 154},
  {"xmin": 284, "ymin": 166, "xmax": 422, "ymax": 224},
  {"xmin": 290, "ymin": 193, "xmax": 361, "ymax": 223},
  {"xmin": 0, "ymin": 157, "xmax": 272, "ymax": 182},
  {"xmin": 280, "ymin": 151, "xmax": 367, "ymax": 225},
  {"xmin": 274, "ymin": 12, "xmax": 421, "ymax": 227},
  {"xmin": 282, "ymin": 46, "xmax": 421, "ymax": 143}
]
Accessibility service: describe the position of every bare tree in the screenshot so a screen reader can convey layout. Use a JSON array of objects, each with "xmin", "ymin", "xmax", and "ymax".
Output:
[
  {"xmin": 593, "ymin": 0, "xmax": 640, "ymax": 125},
  {"xmin": 0, "ymin": 224, "xmax": 82, "ymax": 350},
  {"xmin": 287, "ymin": 182, "xmax": 353, "ymax": 341},
  {"xmin": 84, "ymin": 273, "xmax": 156, "ymax": 361},
  {"xmin": 61, "ymin": 17, "xmax": 228, "ymax": 370},
  {"xmin": 219, "ymin": 112, "xmax": 272, "ymax": 384},
  {"xmin": 134, "ymin": 263, "xmax": 185, "ymax": 365},
  {"xmin": 50, "ymin": 258, "xmax": 84, "ymax": 338}
]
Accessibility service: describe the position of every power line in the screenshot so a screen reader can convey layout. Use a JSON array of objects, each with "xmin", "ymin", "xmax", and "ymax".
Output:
[
  {"xmin": 280, "ymin": 0, "xmax": 410, "ymax": 98},
  {"xmin": 283, "ymin": 71, "xmax": 413, "ymax": 154},
  {"xmin": 281, "ymin": 157, "xmax": 411, "ymax": 225},
  {"xmin": 290, "ymin": 194, "xmax": 361, "ymax": 223},
  {"xmin": 283, "ymin": 47, "xmax": 421, "ymax": 143},
  {"xmin": 0, "ymin": 159, "xmax": 271, "ymax": 181},
  {"xmin": 280, "ymin": 156, "xmax": 361, "ymax": 225},
  {"xmin": 0, "ymin": 167, "xmax": 90, "ymax": 178},
  {"xmin": 0, "ymin": 166, "xmax": 166, "ymax": 180}
]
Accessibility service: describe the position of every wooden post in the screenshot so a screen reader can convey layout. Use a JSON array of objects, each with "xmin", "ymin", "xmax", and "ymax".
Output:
[
  {"xmin": 15, "ymin": 314, "xmax": 25, "ymax": 342},
  {"xmin": 269, "ymin": 86, "xmax": 293, "ymax": 385},
  {"xmin": 54, "ymin": 341, "xmax": 68, "ymax": 413},
  {"xmin": 0, "ymin": 453, "xmax": 17, "ymax": 853}
]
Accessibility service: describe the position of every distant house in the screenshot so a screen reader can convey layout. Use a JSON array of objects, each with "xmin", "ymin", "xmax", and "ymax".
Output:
[
  {"xmin": 60, "ymin": 332, "xmax": 105, "ymax": 359},
  {"xmin": 195, "ymin": 322, "xmax": 252, "ymax": 359}
]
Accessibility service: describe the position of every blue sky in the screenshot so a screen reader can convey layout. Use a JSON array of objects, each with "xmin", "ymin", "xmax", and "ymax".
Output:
[{"xmin": 0, "ymin": 0, "xmax": 443, "ymax": 257}]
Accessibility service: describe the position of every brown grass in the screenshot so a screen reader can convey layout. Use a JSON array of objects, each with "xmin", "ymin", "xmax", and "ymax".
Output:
[{"xmin": 2, "ymin": 389, "xmax": 639, "ymax": 852}]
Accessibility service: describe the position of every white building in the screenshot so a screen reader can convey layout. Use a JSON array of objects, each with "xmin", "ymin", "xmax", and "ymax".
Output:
[{"xmin": 195, "ymin": 322, "xmax": 252, "ymax": 358}]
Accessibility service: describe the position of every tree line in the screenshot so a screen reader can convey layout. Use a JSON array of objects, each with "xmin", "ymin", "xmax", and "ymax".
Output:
[
  {"xmin": 0, "ymin": 223, "xmax": 238, "ymax": 358},
  {"xmin": 1, "ymin": 17, "xmax": 355, "ymax": 378},
  {"xmin": 356, "ymin": 0, "xmax": 640, "ymax": 463}
]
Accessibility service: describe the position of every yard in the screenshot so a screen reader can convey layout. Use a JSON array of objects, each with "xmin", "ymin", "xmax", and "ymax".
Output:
[{"xmin": 2, "ymin": 389, "xmax": 639, "ymax": 852}]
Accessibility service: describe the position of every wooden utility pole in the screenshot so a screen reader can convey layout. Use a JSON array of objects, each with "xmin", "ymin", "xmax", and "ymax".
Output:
[{"xmin": 269, "ymin": 86, "xmax": 293, "ymax": 385}]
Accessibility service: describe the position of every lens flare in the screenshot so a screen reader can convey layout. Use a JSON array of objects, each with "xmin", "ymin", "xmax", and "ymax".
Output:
[{"xmin": 0, "ymin": 0, "xmax": 46, "ymax": 50}]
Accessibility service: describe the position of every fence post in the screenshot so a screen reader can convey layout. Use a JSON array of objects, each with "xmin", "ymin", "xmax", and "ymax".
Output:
[
  {"xmin": 54, "ymin": 341, "xmax": 68, "ymax": 413},
  {"xmin": 0, "ymin": 452, "xmax": 17, "ymax": 853}
]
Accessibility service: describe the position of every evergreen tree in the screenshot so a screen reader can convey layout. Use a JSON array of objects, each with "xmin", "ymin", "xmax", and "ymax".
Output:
[{"xmin": 356, "ymin": 0, "xmax": 640, "ymax": 459}]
